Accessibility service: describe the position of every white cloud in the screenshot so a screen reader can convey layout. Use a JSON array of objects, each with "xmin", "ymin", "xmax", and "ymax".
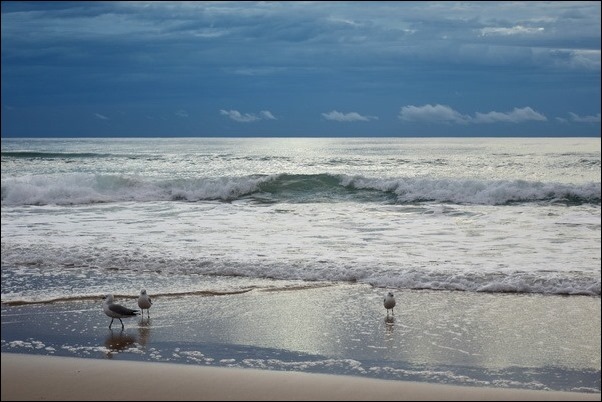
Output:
[
  {"xmin": 322, "ymin": 110, "xmax": 378, "ymax": 122},
  {"xmin": 260, "ymin": 110, "xmax": 276, "ymax": 120},
  {"xmin": 175, "ymin": 109, "xmax": 189, "ymax": 118},
  {"xmin": 220, "ymin": 109, "xmax": 276, "ymax": 123},
  {"xmin": 398, "ymin": 104, "xmax": 468, "ymax": 124},
  {"xmin": 399, "ymin": 104, "xmax": 547, "ymax": 124},
  {"xmin": 569, "ymin": 112, "xmax": 601, "ymax": 123},
  {"xmin": 473, "ymin": 107, "xmax": 547, "ymax": 123},
  {"xmin": 94, "ymin": 113, "xmax": 109, "ymax": 120},
  {"xmin": 220, "ymin": 110, "xmax": 258, "ymax": 122},
  {"xmin": 480, "ymin": 25, "xmax": 544, "ymax": 36}
]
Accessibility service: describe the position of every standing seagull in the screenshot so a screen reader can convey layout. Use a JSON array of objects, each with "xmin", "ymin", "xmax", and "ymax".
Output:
[
  {"xmin": 384, "ymin": 292, "xmax": 396, "ymax": 316},
  {"xmin": 138, "ymin": 289, "xmax": 153, "ymax": 317},
  {"xmin": 102, "ymin": 294, "xmax": 139, "ymax": 329}
]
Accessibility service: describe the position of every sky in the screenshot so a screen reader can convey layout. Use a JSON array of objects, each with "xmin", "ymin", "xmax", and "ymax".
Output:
[{"xmin": 1, "ymin": 1, "xmax": 601, "ymax": 137}]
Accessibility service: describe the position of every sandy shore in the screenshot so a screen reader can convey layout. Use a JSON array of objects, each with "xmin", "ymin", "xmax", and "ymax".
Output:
[
  {"xmin": 2, "ymin": 285, "xmax": 600, "ymax": 397},
  {"xmin": 2, "ymin": 353, "xmax": 599, "ymax": 401}
]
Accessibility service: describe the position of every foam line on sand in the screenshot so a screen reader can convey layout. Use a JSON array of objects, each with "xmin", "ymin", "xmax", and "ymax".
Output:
[{"xmin": 1, "ymin": 353, "xmax": 600, "ymax": 401}]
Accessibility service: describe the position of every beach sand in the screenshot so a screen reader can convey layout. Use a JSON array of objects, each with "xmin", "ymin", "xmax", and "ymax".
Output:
[
  {"xmin": 1, "ymin": 283, "xmax": 600, "ymax": 400},
  {"xmin": 1, "ymin": 352, "xmax": 599, "ymax": 401}
]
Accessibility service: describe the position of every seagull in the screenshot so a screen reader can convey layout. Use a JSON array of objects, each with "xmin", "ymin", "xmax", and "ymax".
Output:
[
  {"xmin": 102, "ymin": 294, "xmax": 140, "ymax": 329},
  {"xmin": 384, "ymin": 291, "xmax": 396, "ymax": 316},
  {"xmin": 138, "ymin": 289, "xmax": 153, "ymax": 317}
]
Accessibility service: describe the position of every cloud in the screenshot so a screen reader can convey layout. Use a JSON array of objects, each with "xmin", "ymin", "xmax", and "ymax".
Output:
[
  {"xmin": 94, "ymin": 113, "xmax": 109, "ymax": 120},
  {"xmin": 220, "ymin": 109, "xmax": 276, "ymax": 123},
  {"xmin": 480, "ymin": 25, "xmax": 545, "ymax": 36},
  {"xmin": 259, "ymin": 110, "xmax": 276, "ymax": 120},
  {"xmin": 322, "ymin": 110, "xmax": 378, "ymax": 122},
  {"xmin": 1, "ymin": 2, "xmax": 599, "ymax": 137},
  {"xmin": 175, "ymin": 109, "xmax": 189, "ymax": 118},
  {"xmin": 399, "ymin": 104, "xmax": 468, "ymax": 124},
  {"xmin": 544, "ymin": 49, "xmax": 601, "ymax": 71},
  {"xmin": 399, "ymin": 104, "xmax": 547, "ymax": 124},
  {"xmin": 473, "ymin": 107, "xmax": 547, "ymax": 123},
  {"xmin": 220, "ymin": 110, "xmax": 259, "ymax": 123},
  {"xmin": 569, "ymin": 112, "xmax": 601, "ymax": 123}
]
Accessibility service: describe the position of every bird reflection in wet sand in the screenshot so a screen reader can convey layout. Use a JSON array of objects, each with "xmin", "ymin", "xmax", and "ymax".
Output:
[
  {"xmin": 104, "ymin": 330, "xmax": 137, "ymax": 358},
  {"xmin": 384, "ymin": 315, "xmax": 395, "ymax": 335},
  {"xmin": 137, "ymin": 317, "xmax": 152, "ymax": 348}
]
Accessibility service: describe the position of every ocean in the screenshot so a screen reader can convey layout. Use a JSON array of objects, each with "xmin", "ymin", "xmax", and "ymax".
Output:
[
  {"xmin": 2, "ymin": 137, "xmax": 600, "ymax": 301},
  {"xmin": 1, "ymin": 137, "xmax": 601, "ymax": 393}
]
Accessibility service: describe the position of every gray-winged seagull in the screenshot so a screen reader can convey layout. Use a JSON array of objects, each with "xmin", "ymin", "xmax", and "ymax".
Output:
[
  {"xmin": 102, "ymin": 293, "xmax": 140, "ymax": 329},
  {"xmin": 138, "ymin": 289, "xmax": 153, "ymax": 317},
  {"xmin": 384, "ymin": 291, "xmax": 396, "ymax": 316}
]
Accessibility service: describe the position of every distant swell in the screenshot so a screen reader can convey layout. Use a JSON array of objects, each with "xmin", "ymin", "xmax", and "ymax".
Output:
[
  {"xmin": 2, "ymin": 151, "xmax": 114, "ymax": 159},
  {"xmin": 1, "ymin": 173, "xmax": 600, "ymax": 206}
]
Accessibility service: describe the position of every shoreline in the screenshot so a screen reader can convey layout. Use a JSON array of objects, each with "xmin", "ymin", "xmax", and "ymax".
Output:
[
  {"xmin": 2, "ymin": 353, "xmax": 600, "ymax": 401},
  {"xmin": 2, "ymin": 285, "xmax": 600, "ymax": 395}
]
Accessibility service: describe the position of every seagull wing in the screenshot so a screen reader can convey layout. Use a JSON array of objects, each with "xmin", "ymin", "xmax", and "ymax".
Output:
[{"xmin": 109, "ymin": 303, "xmax": 139, "ymax": 316}]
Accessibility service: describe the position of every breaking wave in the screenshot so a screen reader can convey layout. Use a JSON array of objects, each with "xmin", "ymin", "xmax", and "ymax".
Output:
[{"xmin": 2, "ymin": 173, "xmax": 600, "ymax": 206}]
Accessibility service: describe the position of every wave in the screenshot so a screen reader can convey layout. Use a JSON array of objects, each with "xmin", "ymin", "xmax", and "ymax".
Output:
[
  {"xmin": 2, "ymin": 248, "xmax": 599, "ymax": 298},
  {"xmin": 0, "ymin": 283, "xmax": 341, "ymax": 306},
  {"xmin": 1, "ymin": 173, "xmax": 600, "ymax": 206},
  {"xmin": 0, "ymin": 288, "xmax": 258, "ymax": 306},
  {"xmin": 2, "ymin": 151, "xmax": 115, "ymax": 159}
]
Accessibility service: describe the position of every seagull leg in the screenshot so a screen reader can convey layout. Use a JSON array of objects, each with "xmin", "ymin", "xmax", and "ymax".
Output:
[
  {"xmin": 119, "ymin": 318, "xmax": 124, "ymax": 330},
  {"xmin": 109, "ymin": 318, "xmax": 114, "ymax": 329}
]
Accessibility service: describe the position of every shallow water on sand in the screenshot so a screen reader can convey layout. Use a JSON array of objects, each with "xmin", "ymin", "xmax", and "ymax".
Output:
[{"xmin": 2, "ymin": 284, "xmax": 600, "ymax": 393}]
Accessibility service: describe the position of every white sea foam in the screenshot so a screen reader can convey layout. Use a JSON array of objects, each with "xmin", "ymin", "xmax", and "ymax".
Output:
[
  {"xmin": 0, "ymin": 173, "xmax": 274, "ymax": 205},
  {"xmin": 2, "ymin": 195, "xmax": 600, "ymax": 299},
  {"xmin": 1, "ymin": 173, "xmax": 599, "ymax": 206}
]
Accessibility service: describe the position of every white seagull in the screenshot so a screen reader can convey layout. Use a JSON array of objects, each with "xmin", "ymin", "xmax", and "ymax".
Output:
[
  {"xmin": 384, "ymin": 291, "xmax": 396, "ymax": 316},
  {"xmin": 138, "ymin": 289, "xmax": 153, "ymax": 317},
  {"xmin": 102, "ymin": 294, "xmax": 140, "ymax": 329}
]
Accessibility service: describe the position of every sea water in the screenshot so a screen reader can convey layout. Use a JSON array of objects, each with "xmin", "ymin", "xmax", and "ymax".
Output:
[
  {"xmin": 2, "ymin": 137, "xmax": 600, "ymax": 392},
  {"xmin": 1, "ymin": 137, "xmax": 600, "ymax": 302}
]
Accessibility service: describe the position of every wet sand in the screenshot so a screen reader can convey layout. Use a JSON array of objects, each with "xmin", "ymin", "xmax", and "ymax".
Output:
[
  {"xmin": 1, "ymin": 284, "xmax": 600, "ymax": 399},
  {"xmin": 2, "ymin": 353, "xmax": 600, "ymax": 401}
]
